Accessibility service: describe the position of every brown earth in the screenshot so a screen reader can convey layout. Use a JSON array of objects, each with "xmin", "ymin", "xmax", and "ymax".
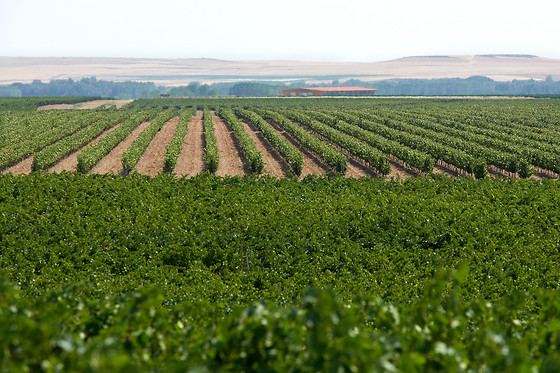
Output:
[
  {"xmin": 386, "ymin": 159, "xmax": 416, "ymax": 180},
  {"xmin": 531, "ymin": 168, "xmax": 558, "ymax": 180},
  {"xmin": 432, "ymin": 163, "xmax": 465, "ymax": 177},
  {"xmin": 344, "ymin": 158, "xmax": 377, "ymax": 179},
  {"xmin": 75, "ymin": 100, "xmax": 132, "ymax": 109},
  {"xmin": 37, "ymin": 100, "xmax": 131, "ymax": 111},
  {"xmin": 241, "ymin": 120, "xmax": 291, "ymax": 178},
  {"xmin": 174, "ymin": 111, "xmax": 205, "ymax": 177},
  {"xmin": 266, "ymin": 120, "xmax": 330, "ymax": 178},
  {"xmin": 37, "ymin": 104, "xmax": 75, "ymax": 110},
  {"xmin": 213, "ymin": 113, "xmax": 248, "ymax": 177},
  {"xmin": 47, "ymin": 123, "xmax": 120, "ymax": 173},
  {"xmin": 294, "ymin": 124, "xmax": 377, "ymax": 179},
  {"xmin": 134, "ymin": 117, "xmax": 179, "ymax": 176},
  {"xmin": 2, "ymin": 156, "xmax": 33, "ymax": 175},
  {"xmin": 89, "ymin": 120, "xmax": 151, "ymax": 174},
  {"xmin": 487, "ymin": 166, "xmax": 515, "ymax": 179}
]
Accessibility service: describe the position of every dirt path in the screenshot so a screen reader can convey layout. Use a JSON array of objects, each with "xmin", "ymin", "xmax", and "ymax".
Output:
[
  {"xmin": 267, "ymin": 121, "xmax": 330, "ymax": 178},
  {"xmin": 345, "ymin": 159, "xmax": 377, "ymax": 178},
  {"xmin": 174, "ymin": 111, "xmax": 205, "ymax": 177},
  {"xmin": 37, "ymin": 100, "xmax": 132, "ymax": 111},
  {"xmin": 75, "ymin": 100, "xmax": 131, "ymax": 109},
  {"xmin": 531, "ymin": 168, "xmax": 558, "ymax": 180},
  {"xmin": 432, "ymin": 162, "xmax": 465, "ymax": 177},
  {"xmin": 241, "ymin": 120, "xmax": 291, "ymax": 178},
  {"xmin": 89, "ymin": 120, "xmax": 151, "ymax": 175},
  {"xmin": 37, "ymin": 104, "xmax": 75, "ymax": 110},
  {"xmin": 135, "ymin": 117, "xmax": 180, "ymax": 176},
  {"xmin": 2, "ymin": 157, "xmax": 33, "ymax": 175},
  {"xmin": 47, "ymin": 123, "xmax": 121, "ymax": 173},
  {"xmin": 299, "ymin": 127, "xmax": 375, "ymax": 179},
  {"xmin": 213, "ymin": 112, "xmax": 248, "ymax": 177},
  {"xmin": 386, "ymin": 159, "xmax": 416, "ymax": 180}
]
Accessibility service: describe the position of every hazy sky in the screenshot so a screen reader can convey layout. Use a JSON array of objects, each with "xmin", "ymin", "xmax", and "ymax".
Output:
[{"xmin": 1, "ymin": 0, "xmax": 558, "ymax": 62}]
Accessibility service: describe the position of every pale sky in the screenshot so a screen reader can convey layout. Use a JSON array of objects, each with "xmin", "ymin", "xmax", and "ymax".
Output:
[{"xmin": 1, "ymin": 0, "xmax": 559, "ymax": 62}]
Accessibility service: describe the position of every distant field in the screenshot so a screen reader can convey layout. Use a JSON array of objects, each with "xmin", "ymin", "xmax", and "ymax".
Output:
[{"xmin": 1, "ymin": 54, "xmax": 560, "ymax": 86}]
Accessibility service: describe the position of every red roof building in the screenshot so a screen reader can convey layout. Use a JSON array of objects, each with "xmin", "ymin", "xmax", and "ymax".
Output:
[{"xmin": 281, "ymin": 87, "xmax": 378, "ymax": 96}]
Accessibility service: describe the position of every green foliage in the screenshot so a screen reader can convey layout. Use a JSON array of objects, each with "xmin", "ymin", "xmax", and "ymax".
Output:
[
  {"xmin": 0, "ymin": 97, "xmax": 104, "ymax": 111},
  {"xmin": 334, "ymin": 110, "xmax": 479, "ymax": 174},
  {"xmin": 77, "ymin": 110, "xmax": 156, "ymax": 173},
  {"xmin": 235, "ymin": 108, "xmax": 303, "ymax": 176},
  {"xmin": 308, "ymin": 109, "xmax": 434, "ymax": 173},
  {"xmin": 282, "ymin": 110, "xmax": 391, "ymax": 175},
  {"xmin": 0, "ymin": 110, "xmax": 107, "ymax": 170},
  {"xmin": 217, "ymin": 108, "xmax": 264, "ymax": 174},
  {"xmin": 4, "ymin": 96, "xmax": 560, "ymax": 371},
  {"xmin": 518, "ymin": 159, "xmax": 533, "ymax": 178},
  {"xmin": 256, "ymin": 109, "xmax": 348, "ymax": 174},
  {"xmin": 163, "ymin": 109, "xmax": 195, "ymax": 173},
  {"xmin": 32, "ymin": 111, "xmax": 127, "ymax": 171},
  {"xmin": 286, "ymin": 111, "xmax": 391, "ymax": 175},
  {"xmin": 121, "ymin": 109, "xmax": 177, "ymax": 173},
  {"xmin": 5, "ymin": 262, "xmax": 560, "ymax": 371},
  {"xmin": 473, "ymin": 160, "xmax": 489, "ymax": 179},
  {"xmin": 168, "ymin": 82, "xmax": 219, "ymax": 97},
  {"xmin": 229, "ymin": 82, "xmax": 282, "ymax": 97},
  {"xmin": 0, "ymin": 77, "xmax": 158, "ymax": 99},
  {"xmin": 202, "ymin": 108, "xmax": 219, "ymax": 173}
]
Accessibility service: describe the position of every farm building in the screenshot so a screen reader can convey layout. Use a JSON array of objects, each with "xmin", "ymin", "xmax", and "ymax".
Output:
[{"xmin": 281, "ymin": 87, "xmax": 378, "ymax": 96}]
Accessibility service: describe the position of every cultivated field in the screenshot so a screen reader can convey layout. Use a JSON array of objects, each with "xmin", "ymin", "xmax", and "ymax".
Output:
[
  {"xmin": 2, "ymin": 98, "xmax": 560, "ymax": 181},
  {"xmin": 3, "ymin": 97, "xmax": 560, "ymax": 371}
]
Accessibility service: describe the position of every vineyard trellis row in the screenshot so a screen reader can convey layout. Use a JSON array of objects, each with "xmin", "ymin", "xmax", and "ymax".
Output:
[{"xmin": 1, "ymin": 98, "xmax": 560, "ymax": 179}]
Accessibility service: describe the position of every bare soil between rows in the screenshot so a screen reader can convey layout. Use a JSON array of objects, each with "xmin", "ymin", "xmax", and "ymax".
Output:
[
  {"xmin": 241, "ymin": 120, "xmax": 291, "ymax": 178},
  {"xmin": 213, "ymin": 112, "xmax": 249, "ymax": 177},
  {"xmin": 2, "ymin": 157, "xmax": 33, "ymax": 176},
  {"xmin": 89, "ymin": 120, "xmax": 151, "ymax": 175},
  {"xmin": 37, "ymin": 100, "xmax": 131, "ymax": 111},
  {"xmin": 47, "ymin": 123, "xmax": 121, "ymax": 173},
  {"xmin": 174, "ymin": 111, "xmax": 205, "ymax": 177},
  {"xmin": 266, "ymin": 120, "xmax": 330, "ymax": 178},
  {"xmin": 134, "ymin": 117, "xmax": 180, "ymax": 176},
  {"xmin": 295, "ymin": 123, "xmax": 377, "ymax": 179},
  {"xmin": 386, "ymin": 159, "xmax": 417, "ymax": 180}
]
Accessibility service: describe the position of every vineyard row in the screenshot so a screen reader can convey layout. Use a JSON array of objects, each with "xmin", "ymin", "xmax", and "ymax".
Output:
[{"xmin": 1, "ymin": 103, "xmax": 560, "ymax": 179}]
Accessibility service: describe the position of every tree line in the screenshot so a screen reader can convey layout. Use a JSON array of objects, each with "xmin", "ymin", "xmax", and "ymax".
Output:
[{"xmin": 1, "ymin": 76, "xmax": 560, "ymax": 98}]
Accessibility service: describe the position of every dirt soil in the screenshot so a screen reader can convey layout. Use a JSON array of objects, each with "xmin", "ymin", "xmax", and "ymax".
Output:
[
  {"xmin": 37, "ymin": 100, "xmax": 131, "ymax": 111},
  {"xmin": 174, "ymin": 111, "xmax": 205, "ymax": 177},
  {"xmin": 266, "ymin": 121, "xmax": 330, "ymax": 178},
  {"xmin": 530, "ymin": 169, "xmax": 558, "ymax": 180},
  {"xmin": 89, "ymin": 120, "xmax": 151, "ymax": 174},
  {"xmin": 433, "ymin": 163, "xmax": 465, "ymax": 177},
  {"xmin": 75, "ymin": 100, "xmax": 132, "ymax": 109},
  {"xmin": 345, "ymin": 158, "xmax": 378, "ymax": 179},
  {"xmin": 212, "ymin": 113, "xmax": 248, "ymax": 177},
  {"xmin": 241, "ymin": 120, "xmax": 291, "ymax": 178},
  {"xmin": 47, "ymin": 123, "xmax": 120, "ymax": 173},
  {"xmin": 134, "ymin": 117, "xmax": 179, "ymax": 176},
  {"xmin": 2, "ymin": 157, "xmax": 33, "ymax": 175},
  {"xmin": 386, "ymin": 158, "xmax": 416, "ymax": 180},
  {"xmin": 37, "ymin": 104, "xmax": 75, "ymax": 110},
  {"xmin": 297, "ymin": 125, "xmax": 376, "ymax": 179}
]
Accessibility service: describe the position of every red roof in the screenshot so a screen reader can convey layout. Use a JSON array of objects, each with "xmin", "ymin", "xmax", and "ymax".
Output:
[{"xmin": 306, "ymin": 87, "xmax": 377, "ymax": 92}]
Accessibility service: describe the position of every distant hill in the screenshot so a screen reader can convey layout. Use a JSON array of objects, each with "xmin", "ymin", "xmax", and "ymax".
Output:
[{"xmin": 1, "ymin": 55, "xmax": 559, "ymax": 86}]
